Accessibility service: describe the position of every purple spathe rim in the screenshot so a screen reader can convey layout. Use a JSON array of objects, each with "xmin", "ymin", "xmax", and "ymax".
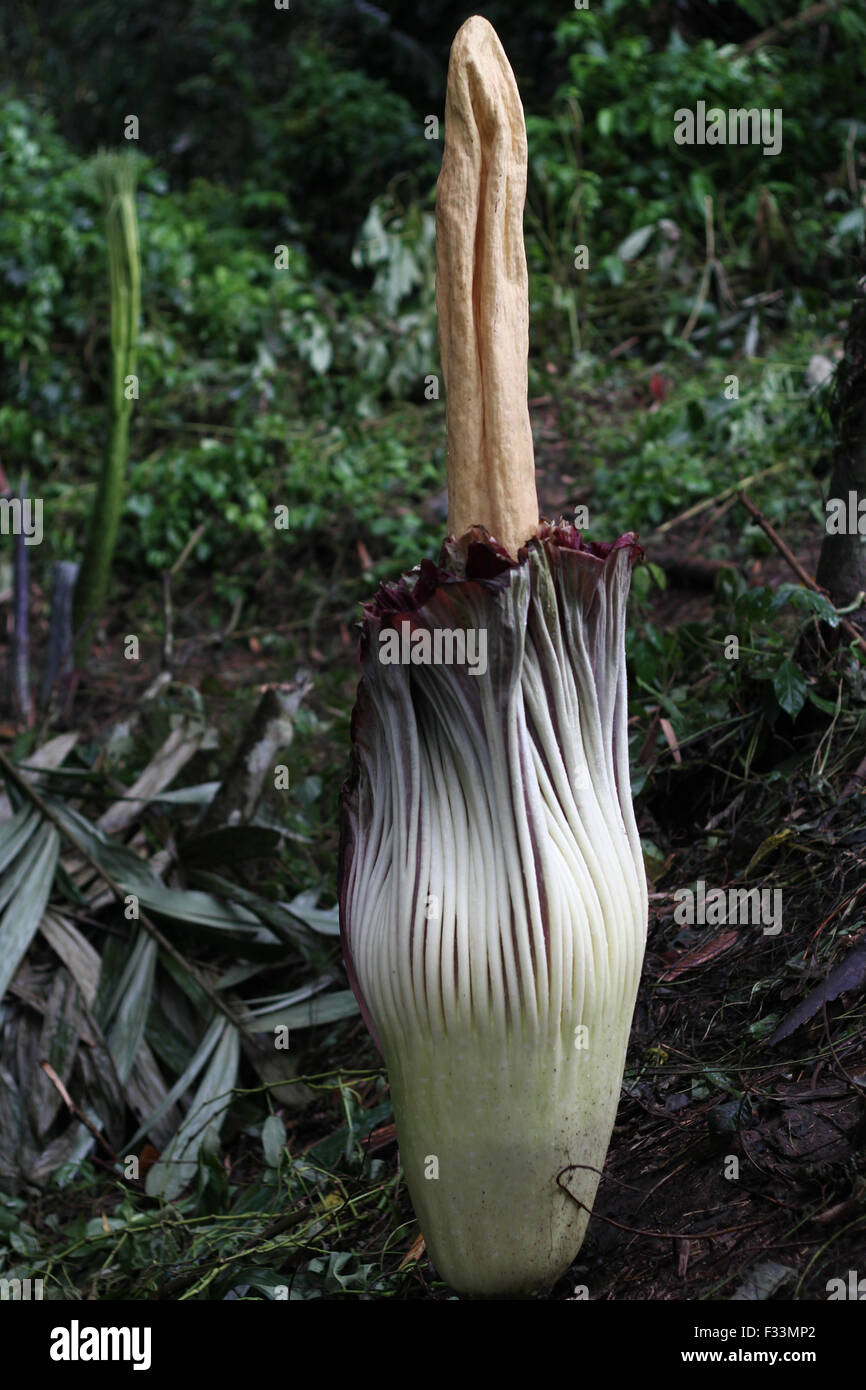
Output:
[{"xmin": 363, "ymin": 522, "xmax": 643, "ymax": 622}]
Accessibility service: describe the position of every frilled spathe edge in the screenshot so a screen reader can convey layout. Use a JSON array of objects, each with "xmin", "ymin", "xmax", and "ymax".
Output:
[{"xmin": 364, "ymin": 522, "xmax": 642, "ymax": 615}]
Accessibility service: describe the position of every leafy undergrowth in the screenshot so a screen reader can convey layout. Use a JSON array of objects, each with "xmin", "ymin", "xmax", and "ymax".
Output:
[
  {"xmin": 3, "ymin": 578, "xmax": 864, "ymax": 1303},
  {"xmin": 2, "ymin": 323, "xmax": 865, "ymax": 1300},
  {"xmin": 2, "ymin": 672, "xmax": 863, "ymax": 1301},
  {"xmin": 3, "ymin": 0, "xmax": 866, "ymax": 1302}
]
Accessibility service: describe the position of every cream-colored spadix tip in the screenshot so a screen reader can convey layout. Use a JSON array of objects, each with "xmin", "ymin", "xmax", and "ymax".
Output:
[{"xmin": 436, "ymin": 14, "xmax": 539, "ymax": 559}]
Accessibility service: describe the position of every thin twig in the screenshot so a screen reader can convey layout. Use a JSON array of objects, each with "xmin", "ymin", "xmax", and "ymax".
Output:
[
  {"xmin": 648, "ymin": 462, "xmax": 786, "ymax": 538},
  {"xmin": 169, "ymin": 521, "xmax": 207, "ymax": 578},
  {"xmin": 556, "ymin": 1164, "xmax": 773, "ymax": 1243},
  {"xmin": 680, "ymin": 196, "xmax": 715, "ymax": 341},
  {"xmin": 161, "ymin": 571, "xmax": 174, "ymax": 672},
  {"xmin": 737, "ymin": 491, "xmax": 866, "ymax": 656},
  {"xmin": 738, "ymin": 2, "xmax": 838, "ymax": 55},
  {"xmin": 40, "ymin": 1060, "xmax": 120, "ymax": 1162}
]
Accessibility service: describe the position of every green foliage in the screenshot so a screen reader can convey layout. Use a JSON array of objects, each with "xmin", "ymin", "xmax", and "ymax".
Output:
[
  {"xmin": 722, "ymin": 575, "xmax": 841, "ymax": 721},
  {"xmin": 273, "ymin": 39, "xmax": 435, "ymax": 264},
  {"xmin": 3, "ymin": 0, "xmax": 864, "ymax": 592},
  {"xmin": 0, "ymin": 98, "xmax": 104, "ymax": 474},
  {"xmin": 0, "ymin": 94, "xmax": 442, "ymax": 584},
  {"xmin": 627, "ymin": 566, "xmax": 861, "ymax": 800},
  {"xmin": 589, "ymin": 355, "xmax": 828, "ymax": 534},
  {"xmin": 527, "ymin": 1, "xmax": 866, "ymax": 357},
  {"xmin": 349, "ymin": 191, "xmax": 438, "ymax": 399},
  {"xmin": 2, "ymin": 0, "xmax": 865, "ymax": 1305},
  {"xmin": 0, "ymin": 0, "xmax": 438, "ymax": 267}
]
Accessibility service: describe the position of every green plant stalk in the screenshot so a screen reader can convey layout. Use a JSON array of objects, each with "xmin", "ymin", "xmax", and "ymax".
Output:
[{"xmin": 74, "ymin": 153, "xmax": 141, "ymax": 663}]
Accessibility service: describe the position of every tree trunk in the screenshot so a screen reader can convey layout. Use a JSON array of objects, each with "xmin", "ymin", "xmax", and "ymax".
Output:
[{"xmin": 815, "ymin": 257, "xmax": 866, "ymax": 630}]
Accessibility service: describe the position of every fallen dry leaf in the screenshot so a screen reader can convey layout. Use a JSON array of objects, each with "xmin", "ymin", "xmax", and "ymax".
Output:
[
  {"xmin": 659, "ymin": 930, "xmax": 739, "ymax": 981},
  {"xmin": 398, "ymin": 1232, "xmax": 427, "ymax": 1270},
  {"xmin": 659, "ymin": 717, "xmax": 682, "ymax": 764}
]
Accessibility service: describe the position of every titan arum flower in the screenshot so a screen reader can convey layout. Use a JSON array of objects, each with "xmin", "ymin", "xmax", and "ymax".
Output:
[{"xmin": 339, "ymin": 16, "xmax": 648, "ymax": 1298}]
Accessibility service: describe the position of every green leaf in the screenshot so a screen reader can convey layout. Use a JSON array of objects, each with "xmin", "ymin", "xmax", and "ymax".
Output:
[
  {"xmin": 806, "ymin": 689, "xmax": 839, "ymax": 715},
  {"xmin": 617, "ymin": 223, "xmax": 655, "ymax": 262},
  {"xmin": 0, "ymin": 805, "xmax": 42, "ymax": 876},
  {"xmin": 597, "ymin": 108, "xmax": 614, "ymax": 136},
  {"xmin": 771, "ymin": 584, "xmax": 839, "ymax": 626},
  {"xmin": 221, "ymin": 1267, "xmax": 290, "ymax": 1299},
  {"xmin": 600, "ymin": 252, "xmax": 625, "ymax": 287},
  {"xmin": 126, "ymin": 1016, "xmax": 224, "ymax": 1151},
  {"xmin": 105, "ymin": 930, "xmax": 158, "ymax": 1084},
  {"xmin": 46, "ymin": 799, "xmax": 268, "ymax": 935},
  {"xmin": 284, "ymin": 889, "xmax": 340, "ymax": 936},
  {"xmin": 744, "ymin": 829, "xmax": 793, "ymax": 876},
  {"xmin": 689, "ymin": 169, "xmax": 714, "ymax": 217},
  {"xmin": 734, "ymin": 586, "xmax": 774, "ymax": 622},
  {"xmin": 772, "ymin": 658, "xmax": 807, "ymax": 717},
  {"xmin": 148, "ymin": 781, "xmax": 221, "ymax": 806},
  {"xmin": 191, "ymin": 873, "xmax": 313, "ymax": 949},
  {"xmin": 247, "ymin": 989, "xmax": 360, "ymax": 1032},
  {"xmin": 262, "ymin": 1114, "xmax": 286, "ymax": 1168},
  {"xmin": 145, "ymin": 1019, "xmax": 240, "ymax": 1200},
  {"xmin": 0, "ymin": 823, "xmax": 60, "ymax": 998}
]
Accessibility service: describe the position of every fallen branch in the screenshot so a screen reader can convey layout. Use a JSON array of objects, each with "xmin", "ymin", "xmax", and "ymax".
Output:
[
  {"xmin": 737, "ymin": 491, "xmax": 866, "ymax": 656},
  {"xmin": 739, "ymin": 2, "xmax": 838, "ymax": 55},
  {"xmin": 11, "ymin": 475, "xmax": 32, "ymax": 725},
  {"xmin": 680, "ymin": 197, "xmax": 733, "ymax": 342},
  {"xmin": 651, "ymin": 550, "xmax": 739, "ymax": 589},
  {"xmin": 40, "ymin": 1060, "xmax": 120, "ymax": 1162},
  {"xmin": 648, "ymin": 462, "xmax": 787, "ymax": 538}
]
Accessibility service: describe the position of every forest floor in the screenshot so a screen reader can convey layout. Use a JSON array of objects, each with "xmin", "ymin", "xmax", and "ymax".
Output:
[{"xmin": 6, "ymin": 381, "xmax": 865, "ymax": 1303}]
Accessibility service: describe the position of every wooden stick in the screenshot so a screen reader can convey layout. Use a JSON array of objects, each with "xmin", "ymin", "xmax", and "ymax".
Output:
[
  {"xmin": 40, "ymin": 1060, "xmax": 120, "ymax": 1162},
  {"xmin": 739, "ymin": 2, "xmax": 837, "ymax": 55},
  {"xmin": 648, "ymin": 462, "xmax": 787, "ymax": 537},
  {"xmin": 737, "ymin": 491, "xmax": 866, "ymax": 656},
  {"xmin": 40, "ymin": 561, "xmax": 80, "ymax": 709}
]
